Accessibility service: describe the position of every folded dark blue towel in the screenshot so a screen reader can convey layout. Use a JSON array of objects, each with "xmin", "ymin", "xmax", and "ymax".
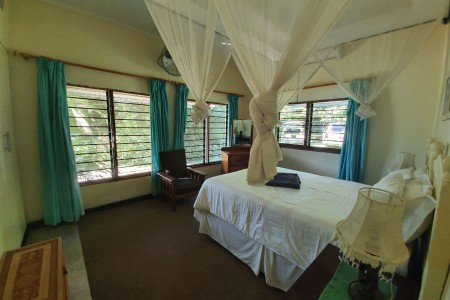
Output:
[{"xmin": 265, "ymin": 172, "xmax": 301, "ymax": 189}]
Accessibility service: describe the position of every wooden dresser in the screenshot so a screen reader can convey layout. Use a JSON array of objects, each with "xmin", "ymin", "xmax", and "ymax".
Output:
[
  {"xmin": 221, "ymin": 146, "xmax": 251, "ymax": 174},
  {"xmin": 0, "ymin": 237, "xmax": 68, "ymax": 300}
]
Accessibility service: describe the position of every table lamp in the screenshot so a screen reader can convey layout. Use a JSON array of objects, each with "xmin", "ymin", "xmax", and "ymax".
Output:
[{"xmin": 335, "ymin": 188, "xmax": 409, "ymax": 300}]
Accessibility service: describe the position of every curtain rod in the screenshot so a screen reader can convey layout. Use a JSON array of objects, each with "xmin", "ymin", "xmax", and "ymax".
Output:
[
  {"xmin": 281, "ymin": 82, "xmax": 338, "ymax": 93},
  {"xmin": 12, "ymin": 50, "xmax": 244, "ymax": 98},
  {"xmin": 303, "ymin": 82, "xmax": 337, "ymax": 90},
  {"xmin": 334, "ymin": 19, "xmax": 437, "ymax": 48}
]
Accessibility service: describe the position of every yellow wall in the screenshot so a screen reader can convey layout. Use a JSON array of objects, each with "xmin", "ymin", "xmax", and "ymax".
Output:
[
  {"xmin": 443, "ymin": 272, "xmax": 450, "ymax": 300},
  {"xmin": 0, "ymin": 0, "xmax": 26, "ymax": 253},
  {"xmin": 434, "ymin": 25, "xmax": 450, "ymax": 149},
  {"xmin": 0, "ymin": 0, "xmax": 9, "ymax": 46},
  {"xmin": 8, "ymin": 0, "xmax": 251, "ymax": 222}
]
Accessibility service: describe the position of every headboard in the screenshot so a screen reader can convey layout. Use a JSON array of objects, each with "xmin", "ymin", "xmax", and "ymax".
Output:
[
  {"xmin": 419, "ymin": 138, "xmax": 450, "ymax": 300},
  {"xmin": 425, "ymin": 137, "xmax": 446, "ymax": 184}
]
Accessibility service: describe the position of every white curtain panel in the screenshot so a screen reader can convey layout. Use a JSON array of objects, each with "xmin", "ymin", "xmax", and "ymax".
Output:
[
  {"xmin": 277, "ymin": 47, "xmax": 341, "ymax": 110},
  {"xmin": 277, "ymin": 60, "xmax": 324, "ymax": 111},
  {"xmin": 317, "ymin": 21, "xmax": 438, "ymax": 119},
  {"xmin": 144, "ymin": 0, "xmax": 232, "ymax": 124},
  {"xmin": 214, "ymin": 0, "xmax": 351, "ymax": 184}
]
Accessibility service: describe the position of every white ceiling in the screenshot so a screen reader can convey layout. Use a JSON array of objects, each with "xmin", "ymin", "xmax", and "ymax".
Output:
[
  {"xmin": 42, "ymin": 0, "xmax": 161, "ymax": 36},
  {"xmin": 42, "ymin": 0, "xmax": 448, "ymax": 48}
]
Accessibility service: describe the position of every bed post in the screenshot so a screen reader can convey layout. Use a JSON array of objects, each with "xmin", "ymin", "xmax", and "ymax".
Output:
[{"xmin": 419, "ymin": 141, "xmax": 450, "ymax": 299}]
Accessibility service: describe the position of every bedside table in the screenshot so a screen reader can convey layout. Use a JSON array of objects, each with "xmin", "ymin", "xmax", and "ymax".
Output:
[{"xmin": 283, "ymin": 244, "xmax": 418, "ymax": 300}]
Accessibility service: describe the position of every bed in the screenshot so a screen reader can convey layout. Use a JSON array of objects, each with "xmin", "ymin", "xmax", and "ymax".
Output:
[{"xmin": 193, "ymin": 139, "xmax": 449, "ymax": 292}]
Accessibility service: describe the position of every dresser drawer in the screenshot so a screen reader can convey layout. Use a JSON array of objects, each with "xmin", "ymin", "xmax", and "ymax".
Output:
[
  {"xmin": 228, "ymin": 154, "xmax": 249, "ymax": 166},
  {"xmin": 229, "ymin": 165, "xmax": 247, "ymax": 173}
]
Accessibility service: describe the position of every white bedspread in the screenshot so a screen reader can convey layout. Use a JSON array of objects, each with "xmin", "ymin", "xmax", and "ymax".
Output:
[{"xmin": 193, "ymin": 167, "xmax": 368, "ymax": 270}]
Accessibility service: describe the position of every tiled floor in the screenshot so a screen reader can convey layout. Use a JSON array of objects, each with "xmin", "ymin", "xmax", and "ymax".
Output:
[{"xmin": 27, "ymin": 223, "xmax": 92, "ymax": 300}]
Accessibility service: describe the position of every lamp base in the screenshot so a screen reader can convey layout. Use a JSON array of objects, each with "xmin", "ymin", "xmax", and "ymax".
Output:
[
  {"xmin": 348, "ymin": 280, "xmax": 385, "ymax": 300},
  {"xmin": 347, "ymin": 263, "xmax": 385, "ymax": 300}
]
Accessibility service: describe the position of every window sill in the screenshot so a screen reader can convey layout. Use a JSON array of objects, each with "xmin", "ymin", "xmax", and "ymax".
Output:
[
  {"xmin": 79, "ymin": 172, "xmax": 151, "ymax": 187},
  {"xmin": 187, "ymin": 161, "xmax": 221, "ymax": 168},
  {"xmin": 79, "ymin": 162, "xmax": 222, "ymax": 186},
  {"xmin": 279, "ymin": 143, "xmax": 341, "ymax": 154}
]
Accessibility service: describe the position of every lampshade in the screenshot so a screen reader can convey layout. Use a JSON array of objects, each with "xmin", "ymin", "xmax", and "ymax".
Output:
[
  {"xmin": 388, "ymin": 152, "xmax": 416, "ymax": 172},
  {"xmin": 335, "ymin": 188, "xmax": 409, "ymax": 275}
]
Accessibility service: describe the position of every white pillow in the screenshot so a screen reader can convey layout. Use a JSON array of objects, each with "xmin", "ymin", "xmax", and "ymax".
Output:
[
  {"xmin": 412, "ymin": 166, "xmax": 428, "ymax": 179},
  {"xmin": 373, "ymin": 172, "xmax": 406, "ymax": 198},
  {"xmin": 402, "ymin": 194, "xmax": 435, "ymax": 243},
  {"xmin": 391, "ymin": 168, "xmax": 414, "ymax": 182},
  {"xmin": 403, "ymin": 176, "xmax": 433, "ymax": 201}
]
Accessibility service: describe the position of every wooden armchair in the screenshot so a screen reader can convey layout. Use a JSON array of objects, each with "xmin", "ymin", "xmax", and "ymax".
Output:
[{"xmin": 157, "ymin": 149, "xmax": 207, "ymax": 211}]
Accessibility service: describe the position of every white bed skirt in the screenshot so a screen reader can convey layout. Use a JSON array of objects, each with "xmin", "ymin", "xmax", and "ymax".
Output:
[{"xmin": 194, "ymin": 209, "xmax": 304, "ymax": 291}]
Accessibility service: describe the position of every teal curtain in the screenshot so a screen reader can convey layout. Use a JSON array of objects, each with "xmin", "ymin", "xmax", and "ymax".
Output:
[
  {"xmin": 338, "ymin": 79, "xmax": 369, "ymax": 182},
  {"xmin": 227, "ymin": 94, "xmax": 239, "ymax": 146},
  {"xmin": 149, "ymin": 80, "xmax": 170, "ymax": 195},
  {"xmin": 37, "ymin": 58, "xmax": 84, "ymax": 226},
  {"xmin": 174, "ymin": 84, "xmax": 189, "ymax": 150}
]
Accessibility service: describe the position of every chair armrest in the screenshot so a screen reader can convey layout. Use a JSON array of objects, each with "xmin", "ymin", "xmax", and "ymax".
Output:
[
  {"xmin": 187, "ymin": 167, "xmax": 207, "ymax": 176},
  {"xmin": 157, "ymin": 171, "xmax": 177, "ymax": 182},
  {"xmin": 187, "ymin": 167, "xmax": 207, "ymax": 182}
]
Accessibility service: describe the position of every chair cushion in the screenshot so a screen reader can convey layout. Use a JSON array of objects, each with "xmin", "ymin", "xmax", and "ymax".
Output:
[
  {"xmin": 167, "ymin": 167, "xmax": 188, "ymax": 179},
  {"xmin": 173, "ymin": 178, "xmax": 203, "ymax": 194}
]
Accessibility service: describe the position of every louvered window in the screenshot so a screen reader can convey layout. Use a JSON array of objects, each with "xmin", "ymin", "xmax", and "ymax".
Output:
[
  {"xmin": 185, "ymin": 102, "xmax": 206, "ymax": 165},
  {"xmin": 113, "ymin": 92, "xmax": 151, "ymax": 176},
  {"xmin": 278, "ymin": 99, "xmax": 348, "ymax": 153},
  {"xmin": 67, "ymin": 85, "xmax": 151, "ymax": 184},
  {"xmin": 185, "ymin": 101, "xmax": 228, "ymax": 165},
  {"xmin": 208, "ymin": 104, "xmax": 228, "ymax": 162}
]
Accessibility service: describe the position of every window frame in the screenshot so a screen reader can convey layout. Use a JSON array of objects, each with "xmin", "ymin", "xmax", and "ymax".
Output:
[
  {"xmin": 278, "ymin": 97, "xmax": 348, "ymax": 154},
  {"xmin": 67, "ymin": 83, "xmax": 151, "ymax": 186},
  {"xmin": 185, "ymin": 99, "xmax": 228, "ymax": 167}
]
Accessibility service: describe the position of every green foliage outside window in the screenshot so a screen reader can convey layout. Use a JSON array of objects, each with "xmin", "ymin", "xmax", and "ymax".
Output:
[
  {"xmin": 185, "ymin": 101, "xmax": 228, "ymax": 165},
  {"xmin": 67, "ymin": 86, "xmax": 151, "ymax": 183}
]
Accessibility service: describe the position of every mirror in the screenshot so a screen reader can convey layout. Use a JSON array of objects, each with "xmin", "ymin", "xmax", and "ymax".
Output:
[{"xmin": 232, "ymin": 119, "xmax": 253, "ymax": 145}]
